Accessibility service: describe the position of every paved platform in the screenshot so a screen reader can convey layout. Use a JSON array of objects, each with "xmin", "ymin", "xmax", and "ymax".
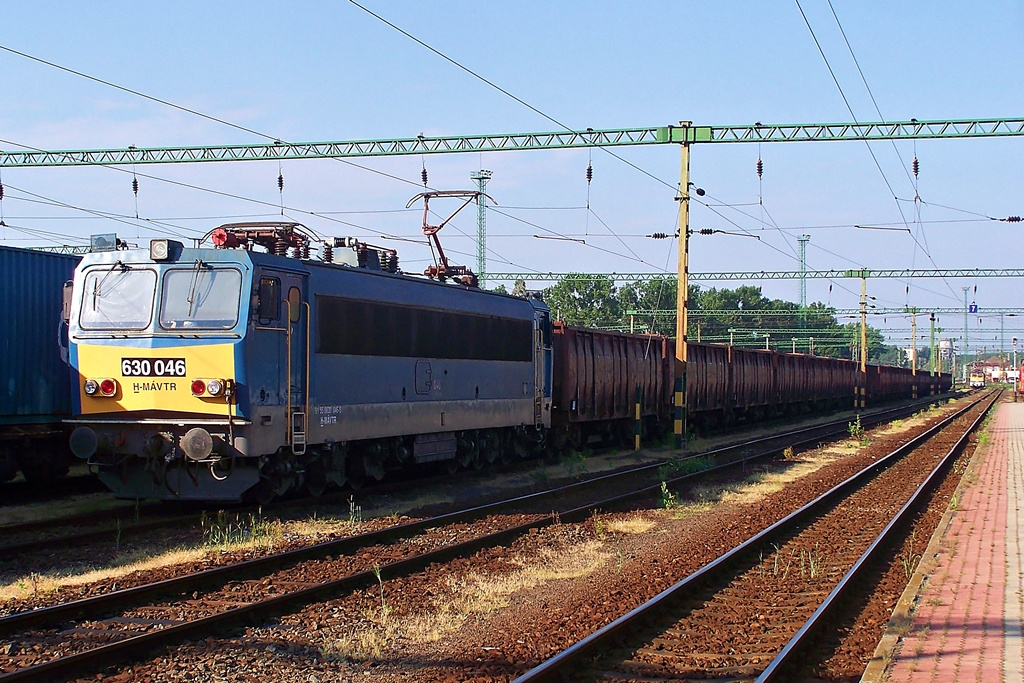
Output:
[{"xmin": 863, "ymin": 400, "xmax": 1024, "ymax": 682}]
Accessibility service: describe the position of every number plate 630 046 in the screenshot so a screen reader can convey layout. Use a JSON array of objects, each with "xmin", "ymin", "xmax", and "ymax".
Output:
[{"xmin": 121, "ymin": 358, "xmax": 186, "ymax": 377}]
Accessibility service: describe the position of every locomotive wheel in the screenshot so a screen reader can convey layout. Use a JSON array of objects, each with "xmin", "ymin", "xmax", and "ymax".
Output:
[
  {"xmin": 248, "ymin": 478, "xmax": 276, "ymax": 506},
  {"xmin": 304, "ymin": 462, "xmax": 328, "ymax": 497}
]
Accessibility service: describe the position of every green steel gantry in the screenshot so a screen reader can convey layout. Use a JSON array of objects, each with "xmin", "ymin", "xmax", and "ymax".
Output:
[
  {"xmin": 628, "ymin": 307, "xmax": 1024, "ymax": 317},
  {"xmin": 4, "ymin": 118, "xmax": 1024, "ymax": 167},
  {"xmin": 486, "ymin": 269, "xmax": 1024, "ymax": 283}
]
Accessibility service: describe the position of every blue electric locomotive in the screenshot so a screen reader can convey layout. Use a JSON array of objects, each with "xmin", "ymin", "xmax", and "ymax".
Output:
[{"xmin": 67, "ymin": 223, "xmax": 553, "ymax": 502}]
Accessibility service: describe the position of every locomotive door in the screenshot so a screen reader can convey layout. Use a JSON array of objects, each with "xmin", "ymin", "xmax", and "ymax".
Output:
[
  {"xmin": 255, "ymin": 269, "xmax": 308, "ymax": 455},
  {"xmin": 283, "ymin": 275, "xmax": 309, "ymax": 454}
]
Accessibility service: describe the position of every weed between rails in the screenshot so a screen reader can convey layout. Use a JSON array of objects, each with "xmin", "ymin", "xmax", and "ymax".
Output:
[{"xmin": 200, "ymin": 508, "xmax": 282, "ymax": 548}]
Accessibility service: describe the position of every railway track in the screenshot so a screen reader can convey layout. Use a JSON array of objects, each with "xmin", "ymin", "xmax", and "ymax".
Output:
[
  {"xmin": 0, "ymin": 394, "xmax": 952, "ymax": 562},
  {"xmin": 512, "ymin": 390, "xmax": 997, "ymax": 682},
  {"xmin": 0, "ymin": 394, "xmax": 965, "ymax": 681},
  {"xmin": 0, "ymin": 472, "xmax": 105, "ymax": 507}
]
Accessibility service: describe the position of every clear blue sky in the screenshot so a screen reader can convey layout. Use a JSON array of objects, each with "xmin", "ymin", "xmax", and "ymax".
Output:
[{"xmin": 1, "ymin": 1, "xmax": 1022, "ymax": 350}]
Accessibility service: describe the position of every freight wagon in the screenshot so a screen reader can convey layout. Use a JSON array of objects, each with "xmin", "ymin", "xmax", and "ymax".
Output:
[
  {"xmin": 1, "ymin": 245, "xmax": 79, "ymax": 483},
  {"xmin": 551, "ymin": 331, "xmax": 950, "ymax": 440}
]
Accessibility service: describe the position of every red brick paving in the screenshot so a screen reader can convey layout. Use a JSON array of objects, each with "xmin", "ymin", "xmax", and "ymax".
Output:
[{"xmin": 881, "ymin": 401, "xmax": 1024, "ymax": 682}]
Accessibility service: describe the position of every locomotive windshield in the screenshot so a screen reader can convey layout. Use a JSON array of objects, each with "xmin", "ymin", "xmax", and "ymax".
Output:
[
  {"xmin": 159, "ymin": 265, "xmax": 242, "ymax": 329},
  {"xmin": 79, "ymin": 264, "xmax": 157, "ymax": 330}
]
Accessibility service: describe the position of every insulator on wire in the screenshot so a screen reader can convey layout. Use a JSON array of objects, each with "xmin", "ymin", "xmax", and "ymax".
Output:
[
  {"xmin": 1005, "ymin": 216, "xmax": 1022, "ymax": 222},
  {"xmin": 132, "ymin": 177, "xmax": 139, "ymax": 195},
  {"xmin": 912, "ymin": 157, "xmax": 919, "ymax": 178},
  {"xmin": 698, "ymin": 228, "xmax": 715, "ymax": 235},
  {"xmin": 756, "ymin": 157, "xmax": 763, "ymax": 178},
  {"xmin": 421, "ymin": 167, "xmax": 428, "ymax": 186},
  {"xmin": 0, "ymin": 182, "xmax": 4, "ymax": 201},
  {"xmin": 278, "ymin": 173, "xmax": 284, "ymax": 192},
  {"xmin": 586, "ymin": 163, "xmax": 593, "ymax": 184}
]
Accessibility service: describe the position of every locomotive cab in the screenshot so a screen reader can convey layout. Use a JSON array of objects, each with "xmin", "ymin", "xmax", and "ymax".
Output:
[{"xmin": 67, "ymin": 240, "xmax": 259, "ymax": 501}]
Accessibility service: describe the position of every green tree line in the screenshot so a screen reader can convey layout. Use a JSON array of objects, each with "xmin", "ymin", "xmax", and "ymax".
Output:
[{"xmin": 495, "ymin": 274, "xmax": 923, "ymax": 366}]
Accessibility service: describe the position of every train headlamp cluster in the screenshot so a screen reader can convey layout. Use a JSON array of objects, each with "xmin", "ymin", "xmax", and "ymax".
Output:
[
  {"xmin": 83, "ymin": 378, "xmax": 118, "ymax": 397},
  {"xmin": 191, "ymin": 378, "xmax": 230, "ymax": 397}
]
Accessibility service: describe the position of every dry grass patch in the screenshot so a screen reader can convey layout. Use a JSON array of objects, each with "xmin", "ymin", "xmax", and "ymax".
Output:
[
  {"xmin": 663, "ymin": 497, "xmax": 716, "ymax": 519},
  {"xmin": 718, "ymin": 458, "xmax": 833, "ymax": 506},
  {"xmin": 0, "ymin": 513, "xmax": 378, "ymax": 603},
  {"xmin": 324, "ymin": 540, "xmax": 610, "ymax": 661},
  {"xmin": 606, "ymin": 514, "xmax": 656, "ymax": 535},
  {"xmin": 0, "ymin": 546, "xmax": 209, "ymax": 601},
  {"xmin": 0, "ymin": 494, "xmax": 133, "ymax": 526}
]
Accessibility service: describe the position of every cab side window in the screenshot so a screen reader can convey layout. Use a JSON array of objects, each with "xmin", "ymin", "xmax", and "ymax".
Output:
[
  {"xmin": 257, "ymin": 277, "xmax": 281, "ymax": 323},
  {"xmin": 288, "ymin": 286, "xmax": 301, "ymax": 323}
]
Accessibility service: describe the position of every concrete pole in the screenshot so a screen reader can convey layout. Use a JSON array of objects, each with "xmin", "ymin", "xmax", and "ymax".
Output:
[{"xmin": 674, "ymin": 128, "xmax": 692, "ymax": 450}]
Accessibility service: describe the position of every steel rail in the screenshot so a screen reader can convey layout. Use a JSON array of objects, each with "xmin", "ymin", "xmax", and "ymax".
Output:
[
  {"xmin": 0, "ymin": 398, "xmax": 948, "ymax": 680},
  {"xmin": 511, "ymin": 391, "xmax": 992, "ymax": 682},
  {"xmin": 758, "ymin": 389, "xmax": 1000, "ymax": 681},
  {"xmin": 0, "ymin": 474, "xmax": 104, "ymax": 506}
]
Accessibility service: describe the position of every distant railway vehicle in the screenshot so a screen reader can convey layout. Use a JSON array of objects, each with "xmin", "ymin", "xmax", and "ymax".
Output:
[
  {"xmin": 969, "ymin": 372, "xmax": 986, "ymax": 389},
  {"xmin": 65, "ymin": 222, "xmax": 950, "ymax": 503},
  {"xmin": 1, "ymin": 245, "xmax": 79, "ymax": 483}
]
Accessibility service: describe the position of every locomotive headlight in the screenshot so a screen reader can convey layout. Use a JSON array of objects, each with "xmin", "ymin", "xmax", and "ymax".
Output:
[
  {"xmin": 206, "ymin": 379, "xmax": 224, "ymax": 396},
  {"xmin": 190, "ymin": 379, "xmax": 207, "ymax": 396},
  {"xmin": 150, "ymin": 239, "xmax": 170, "ymax": 261},
  {"xmin": 99, "ymin": 379, "xmax": 117, "ymax": 396},
  {"xmin": 84, "ymin": 379, "xmax": 99, "ymax": 395}
]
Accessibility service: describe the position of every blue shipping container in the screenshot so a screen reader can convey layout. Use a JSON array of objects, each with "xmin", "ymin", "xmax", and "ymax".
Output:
[{"xmin": 0, "ymin": 245, "xmax": 80, "ymax": 424}]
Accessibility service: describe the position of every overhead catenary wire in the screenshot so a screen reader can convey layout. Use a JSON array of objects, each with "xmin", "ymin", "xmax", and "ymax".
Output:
[
  {"xmin": 796, "ymin": 0, "xmax": 959, "ymax": 304},
  {"xmin": 346, "ymin": 0, "xmax": 680, "ymax": 199}
]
